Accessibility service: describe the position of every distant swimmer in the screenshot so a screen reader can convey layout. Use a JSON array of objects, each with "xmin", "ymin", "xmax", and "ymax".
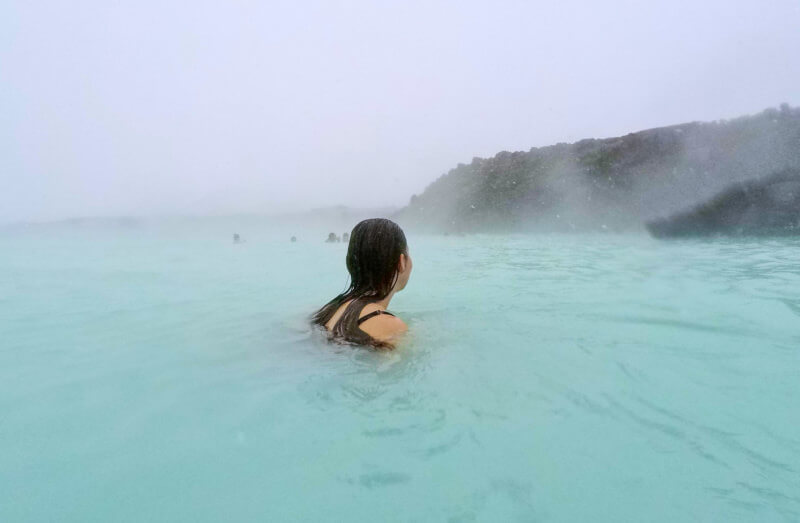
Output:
[
  {"xmin": 326, "ymin": 232, "xmax": 339, "ymax": 243},
  {"xmin": 342, "ymin": 232, "xmax": 350, "ymax": 242},
  {"xmin": 312, "ymin": 218, "xmax": 412, "ymax": 349},
  {"xmin": 291, "ymin": 236, "xmax": 297, "ymax": 243},
  {"xmin": 233, "ymin": 233, "xmax": 244, "ymax": 244}
]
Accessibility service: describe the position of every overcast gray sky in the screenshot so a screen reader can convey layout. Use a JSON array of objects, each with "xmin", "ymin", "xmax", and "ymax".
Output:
[{"xmin": 2, "ymin": 0, "xmax": 799, "ymax": 222}]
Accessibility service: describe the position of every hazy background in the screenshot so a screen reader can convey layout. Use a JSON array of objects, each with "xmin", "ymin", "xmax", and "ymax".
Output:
[{"xmin": 2, "ymin": 0, "xmax": 799, "ymax": 223}]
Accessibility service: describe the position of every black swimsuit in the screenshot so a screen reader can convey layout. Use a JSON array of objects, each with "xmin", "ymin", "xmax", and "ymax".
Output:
[{"xmin": 357, "ymin": 310, "xmax": 395, "ymax": 325}]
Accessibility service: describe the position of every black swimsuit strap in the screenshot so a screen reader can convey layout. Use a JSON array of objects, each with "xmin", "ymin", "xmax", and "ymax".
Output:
[{"xmin": 357, "ymin": 309, "xmax": 395, "ymax": 325}]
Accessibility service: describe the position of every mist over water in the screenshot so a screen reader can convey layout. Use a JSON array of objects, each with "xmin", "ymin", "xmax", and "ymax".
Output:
[
  {"xmin": 2, "ymin": 221, "xmax": 799, "ymax": 521},
  {"xmin": 3, "ymin": 1, "xmax": 800, "ymax": 223}
]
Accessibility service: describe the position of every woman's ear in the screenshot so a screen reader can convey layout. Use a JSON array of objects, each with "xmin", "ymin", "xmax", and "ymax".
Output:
[{"xmin": 398, "ymin": 253, "xmax": 407, "ymax": 273}]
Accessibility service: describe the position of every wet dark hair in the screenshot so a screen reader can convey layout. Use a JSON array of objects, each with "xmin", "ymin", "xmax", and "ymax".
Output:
[{"xmin": 312, "ymin": 218, "xmax": 408, "ymax": 348}]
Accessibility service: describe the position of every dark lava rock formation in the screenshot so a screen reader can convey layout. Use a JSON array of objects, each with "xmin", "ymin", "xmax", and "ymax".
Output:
[
  {"xmin": 395, "ymin": 105, "xmax": 800, "ymax": 233},
  {"xmin": 646, "ymin": 169, "xmax": 800, "ymax": 238}
]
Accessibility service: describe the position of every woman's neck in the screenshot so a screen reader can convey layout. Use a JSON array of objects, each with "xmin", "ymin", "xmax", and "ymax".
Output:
[{"xmin": 373, "ymin": 291, "xmax": 395, "ymax": 310}]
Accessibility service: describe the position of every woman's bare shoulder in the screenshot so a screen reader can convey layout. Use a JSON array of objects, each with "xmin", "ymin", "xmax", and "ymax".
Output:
[{"xmin": 359, "ymin": 312, "xmax": 408, "ymax": 343}]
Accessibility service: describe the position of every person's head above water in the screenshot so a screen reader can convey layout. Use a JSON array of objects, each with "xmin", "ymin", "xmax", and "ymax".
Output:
[
  {"xmin": 344, "ymin": 218, "xmax": 411, "ymax": 297},
  {"xmin": 312, "ymin": 218, "xmax": 412, "ymax": 349}
]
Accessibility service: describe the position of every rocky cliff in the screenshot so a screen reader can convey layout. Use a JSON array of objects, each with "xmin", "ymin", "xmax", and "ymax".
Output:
[
  {"xmin": 395, "ymin": 105, "xmax": 800, "ymax": 233},
  {"xmin": 645, "ymin": 169, "xmax": 800, "ymax": 237}
]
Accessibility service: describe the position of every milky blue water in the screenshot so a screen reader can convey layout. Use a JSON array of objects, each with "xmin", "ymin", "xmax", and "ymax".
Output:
[{"xmin": 1, "ymin": 221, "xmax": 799, "ymax": 522}]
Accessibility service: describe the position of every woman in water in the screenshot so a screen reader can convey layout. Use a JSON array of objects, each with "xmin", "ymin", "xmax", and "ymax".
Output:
[{"xmin": 312, "ymin": 218, "xmax": 412, "ymax": 349}]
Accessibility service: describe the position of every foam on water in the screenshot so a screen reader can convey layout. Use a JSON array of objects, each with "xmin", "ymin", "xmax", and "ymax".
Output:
[{"xmin": 1, "ymin": 223, "xmax": 798, "ymax": 521}]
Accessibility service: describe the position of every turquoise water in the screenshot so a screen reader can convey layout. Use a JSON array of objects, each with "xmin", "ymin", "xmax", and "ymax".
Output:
[{"xmin": 1, "ymin": 221, "xmax": 799, "ymax": 522}]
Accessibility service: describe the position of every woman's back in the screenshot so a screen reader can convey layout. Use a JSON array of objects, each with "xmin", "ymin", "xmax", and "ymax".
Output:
[{"xmin": 324, "ymin": 300, "xmax": 407, "ymax": 346}]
